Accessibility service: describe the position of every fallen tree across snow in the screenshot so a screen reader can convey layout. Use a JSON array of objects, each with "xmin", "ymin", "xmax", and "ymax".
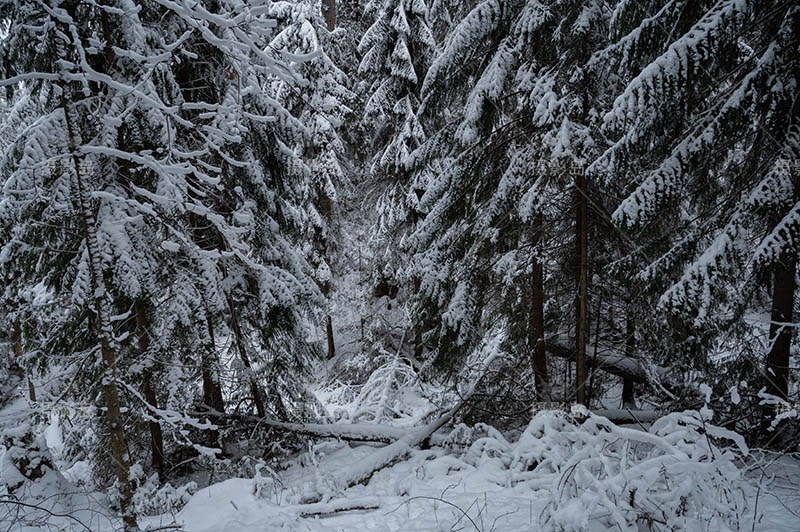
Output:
[
  {"xmin": 299, "ymin": 393, "xmax": 473, "ymax": 503},
  {"xmin": 544, "ymin": 339, "xmax": 669, "ymax": 386}
]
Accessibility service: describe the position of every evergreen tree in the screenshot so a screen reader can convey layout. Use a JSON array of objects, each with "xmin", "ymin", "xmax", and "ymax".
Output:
[
  {"xmin": 592, "ymin": 0, "xmax": 799, "ymax": 432},
  {"xmin": 409, "ymin": 0, "xmax": 612, "ymax": 412},
  {"xmin": 1, "ymin": 0, "xmax": 319, "ymax": 522},
  {"xmin": 358, "ymin": 0, "xmax": 436, "ymax": 263},
  {"xmin": 267, "ymin": 0, "xmax": 356, "ymax": 359}
]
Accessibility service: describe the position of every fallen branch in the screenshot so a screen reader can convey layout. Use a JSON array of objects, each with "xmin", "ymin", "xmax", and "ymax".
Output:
[
  {"xmin": 544, "ymin": 340, "xmax": 668, "ymax": 385},
  {"xmin": 295, "ymin": 392, "xmax": 474, "ymax": 503},
  {"xmin": 296, "ymin": 497, "xmax": 381, "ymax": 518},
  {"xmin": 191, "ymin": 409, "xmax": 418, "ymax": 444}
]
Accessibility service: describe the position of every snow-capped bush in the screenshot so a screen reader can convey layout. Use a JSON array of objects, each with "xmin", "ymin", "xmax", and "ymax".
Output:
[
  {"xmin": 437, "ymin": 405, "xmax": 753, "ymax": 531},
  {"xmin": 349, "ymin": 350, "xmax": 421, "ymax": 424},
  {"xmin": 527, "ymin": 407, "xmax": 751, "ymax": 531},
  {"xmin": 130, "ymin": 464, "xmax": 197, "ymax": 516},
  {"xmin": 0, "ymin": 422, "xmax": 54, "ymax": 494}
]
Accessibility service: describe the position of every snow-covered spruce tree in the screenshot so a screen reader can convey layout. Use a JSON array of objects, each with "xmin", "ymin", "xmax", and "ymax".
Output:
[
  {"xmin": 590, "ymin": 0, "xmax": 800, "ymax": 433},
  {"xmin": 428, "ymin": 0, "xmax": 471, "ymax": 42},
  {"xmin": 1, "ymin": 0, "xmax": 319, "ymax": 515},
  {"xmin": 165, "ymin": 2, "xmax": 320, "ymax": 424},
  {"xmin": 408, "ymin": 0, "xmax": 613, "ymax": 415},
  {"xmin": 358, "ymin": 0, "xmax": 436, "ymax": 303},
  {"xmin": 0, "ymin": 0, "xmax": 143, "ymax": 526},
  {"xmin": 267, "ymin": 0, "xmax": 355, "ymax": 360}
]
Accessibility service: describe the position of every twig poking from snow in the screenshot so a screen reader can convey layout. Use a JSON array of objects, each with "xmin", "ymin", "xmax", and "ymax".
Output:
[
  {"xmin": 297, "ymin": 497, "xmax": 381, "ymax": 518},
  {"xmin": 390, "ymin": 496, "xmax": 482, "ymax": 532}
]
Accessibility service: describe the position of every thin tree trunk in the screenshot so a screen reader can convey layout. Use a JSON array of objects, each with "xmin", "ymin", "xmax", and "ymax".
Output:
[
  {"xmin": 587, "ymin": 293, "xmax": 602, "ymax": 406},
  {"xmin": 574, "ymin": 172, "xmax": 589, "ymax": 406},
  {"xmin": 530, "ymin": 213, "xmax": 550, "ymax": 403},
  {"xmin": 61, "ymin": 92, "xmax": 138, "ymax": 531},
  {"xmin": 413, "ymin": 277, "xmax": 423, "ymax": 359},
  {"xmin": 322, "ymin": 281, "xmax": 336, "ymax": 359},
  {"xmin": 765, "ymin": 257, "xmax": 796, "ymax": 402},
  {"xmin": 227, "ymin": 296, "xmax": 267, "ymax": 418},
  {"xmin": 202, "ymin": 312, "xmax": 226, "ymax": 414},
  {"xmin": 197, "ymin": 312, "xmax": 226, "ymax": 453},
  {"xmin": 326, "ymin": 314, "xmax": 336, "ymax": 359},
  {"xmin": 321, "ymin": 0, "xmax": 336, "ymax": 31},
  {"xmin": 135, "ymin": 302, "xmax": 165, "ymax": 478},
  {"xmin": 13, "ymin": 322, "xmax": 36, "ymax": 402},
  {"xmin": 622, "ymin": 309, "xmax": 636, "ymax": 409}
]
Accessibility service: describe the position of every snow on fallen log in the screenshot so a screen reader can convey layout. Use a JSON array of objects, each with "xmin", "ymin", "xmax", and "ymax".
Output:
[
  {"xmin": 253, "ymin": 417, "xmax": 410, "ymax": 444},
  {"xmin": 310, "ymin": 347, "xmax": 510, "ymax": 499},
  {"xmin": 190, "ymin": 408, "xmax": 415, "ymax": 444},
  {"xmin": 299, "ymin": 395, "xmax": 471, "ymax": 503},
  {"xmin": 544, "ymin": 339, "xmax": 668, "ymax": 384},
  {"xmin": 295, "ymin": 496, "xmax": 381, "ymax": 518},
  {"xmin": 592, "ymin": 409, "xmax": 662, "ymax": 424}
]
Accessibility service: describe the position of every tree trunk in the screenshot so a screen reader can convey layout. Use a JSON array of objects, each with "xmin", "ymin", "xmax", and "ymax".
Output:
[
  {"xmin": 13, "ymin": 322, "xmax": 36, "ymax": 402},
  {"xmin": 135, "ymin": 302, "xmax": 165, "ymax": 478},
  {"xmin": 202, "ymin": 312, "xmax": 226, "ymax": 414},
  {"xmin": 61, "ymin": 92, "xmax": 138, "ymax": 531},
  {"xmin": 622, "ymin": 309, "xmax": 636, "ymax": 409},
  {"xmin": 765, "ymin": 257, "xmax": 796, "ymax": 402},
  {"xmin": 321, "ymin": 0, "xmax": 336, "ymax": 31},
  {"xmin": 326, "ymin": 314, "xmax": 336, "ymax": 359},
  {"xmin": 413, "ymin": 277, "xmax": 424, "ymax": 359},
  {"xmin": 530, "ymin": 213, "xmax": 550, "ymax": 403},
  {"xmin": 574, "ymin": 172, "xmax": 589, "ymax": 406},
  {"xmin": 227, "ymin": 296, "xmax": 267, "ymax": 418},
  {"xmin": 321, "ymin": 281, "xmax": 336, "ymax": 359},
  {"xmin": 587, "ymin": 293, "xmax": 602, "ymax": 405}
]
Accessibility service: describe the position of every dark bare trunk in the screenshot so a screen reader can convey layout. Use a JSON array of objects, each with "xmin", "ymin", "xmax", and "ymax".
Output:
[
  {"xmin": 321, "ymin": 0, "xmax": 336, "ymax": 31},
  {"xmin": 622, "ymin": 310, "xmax": 637, "ymax": 409},
  {"xmin": 765, "ymin": 257, "xmax": 796, "ymax": 402},
  {"xmin": 530, "ymin": 213, "xmax": 550, "ymax": 402},
  {"xmin": 135, "ymin": 302, "xmax": 165, "ymax": 477},
  {"xmin": 321, "ymin": 280, "xmax": 336, "ymax": 359},
  {"xmin": 326, "ymin": 314, "xmax": 336, "ymax": 359},
  {"xmin": 574, "ymin": 173, "xmax": 589, "ymax": 406},
  {"xmin": 227, "ymin": 296, "xmax": 267, "ymax": 418},
  {"xmin": 203, "ymin": 313, "xmax": 226, "ymax": 414}
]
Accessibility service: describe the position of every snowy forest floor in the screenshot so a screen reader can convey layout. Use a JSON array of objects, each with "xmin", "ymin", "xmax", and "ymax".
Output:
[{"xmin": 2, "ymin": 381, "xmax": 800, "ymax": 532}]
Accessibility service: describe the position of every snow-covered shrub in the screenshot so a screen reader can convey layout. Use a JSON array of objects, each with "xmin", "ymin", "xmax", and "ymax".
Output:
[
  {"xmin": 253, "ymin": 459, "xmax": 287, "ymax": 504},
  {"xmin": 321, "ymin": 338, "xmax": 431, "ymax": 425},
  {"xmin": 0, "ymin": 422, "xmax": 54, "ymax": 494},
  {"xmin": 130, "ymin": 464, "xmax": 197, "ymax": 516},
  {"xmin": 523, "ymin": 407, "xmax": 751, "ymax": 532},
  {"xmin": 349, "ymin": 350, "xmax": 421, "ymax": 423}
]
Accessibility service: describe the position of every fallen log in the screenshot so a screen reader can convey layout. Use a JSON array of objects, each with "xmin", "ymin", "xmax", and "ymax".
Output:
[
  {"xmin": 296, "ymin": 497, "xmax": 381, "ymax": 518},
  {"xmin": 592, "ymin": 409, "xmax": 662, "ymax": 425},
  {"xmin": 191, "ymin": 409, "xmax": 453, "ymax": 446},
  {"xmin": 298, "ymin": 394, "xmax": 472, "ymax": 503},
  {"xmin": 544, "ymin": 340, "xmax": 668, "ymax": 385}
]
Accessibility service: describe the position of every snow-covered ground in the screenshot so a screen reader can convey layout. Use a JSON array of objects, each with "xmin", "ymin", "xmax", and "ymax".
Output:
[{"xmin": 3, "ymin": 393, "xmax": 800, "ymax": 531}]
